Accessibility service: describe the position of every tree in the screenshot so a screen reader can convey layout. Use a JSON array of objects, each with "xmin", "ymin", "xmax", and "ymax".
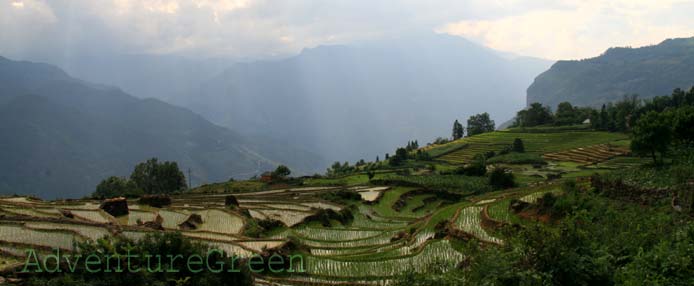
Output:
[
  {"xmin": 94, "ymin": 176, "xmax": 140, "ymax": 198},
  {"xmin": 467, "ymin": 113, "xmax": 495, "ymax": 136},
  {"xmin": 631, "ymin": 111, "xmax": 673, "ymax": 164},
  {"xmin": 599, "ymin": 104, "xmax": 609, "ymax": 130},
  {"xmin": 376, "ymin": 156, "xmax": 380, "ymax": 162},
  {"xmin": 516, "ymin": 103, "xmax": 553, "ymax": 127},
  {"xmin": 512, "ymin": 138, "xmax": 525, "ymax": 153},
  {"xmin": 271, "ymin": 165, "xmax": 291, "ymax": 179},
  {"xmin": 452, "ymin": 120, "xmax": 464, "ymax": 140},
  {"xmin": 390, "ymin": 147, "xmax": 409, "ymax": 166},
  {"xmin": 673, "ymin": 106, "xmax": 694, "ymax": 145},
  {"xmin": 457, "ymin": 155, "xmax": 486, "ymax": 176},
  {"xmin": 555, "ymin": 102, "xmax": 579, "ymax": 126},
  {"xmin": 489, "ymin": 168, "xmax": 515, "ymax": 189},
  {"xmin": 130, "ymin": 158, "xmax": 186, "ymax": 194}
]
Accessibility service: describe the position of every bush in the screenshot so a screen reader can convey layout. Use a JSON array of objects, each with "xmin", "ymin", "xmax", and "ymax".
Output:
[
  {"xmin": 488, "ymin": 168, "xmax": 515, "ymax": 189},
  {"xmin": 454, "ymin": 155, "xmax": 487, "ymax": 176},
  {"xmin": 244, "ymin": 218, "xmax": 286, "ymax": 237},
  {"xmin": 303, "ymin": 208, "xmax": 354, "ymax": 227},
  {"xmin": 512, "ymin": 138, "xmax": 525, "ymax": 153},
  {"xmin": 225, "ymin": 195, "xmax": 239, "ymax": 207}
]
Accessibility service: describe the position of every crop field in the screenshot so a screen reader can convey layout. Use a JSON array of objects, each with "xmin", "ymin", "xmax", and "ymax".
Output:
[
  {"xmin": 452, "ymin": 206, "xmax": 503, "ymax": 244},
  {"xmin": 0, "ymin": 158, "xmax": 643, "ymax": 286},
  {"xmin": 430, "ymin": 130, "xmax": 629, "ymax": 164},
  {"xmin": 543, "ymin": 144, "xmax": 630, "ymax": 164}
]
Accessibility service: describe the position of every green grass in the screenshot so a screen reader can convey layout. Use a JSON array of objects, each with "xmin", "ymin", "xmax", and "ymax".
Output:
[
  {"xmin": 427, "ymin": 130, "xmax": 629, "ymax": 164},
  {"xmin": 487, "ymin": 152, "xmax": 547, "ymax": 165},
  {"xmin": 374, "ymin": 174, "xmax": 492, "ymax": 194},
  {"xmin": 303, "ymin": 170, "xmax": 399, "ymax": 187},
  {"xmin": 192, "ymin": 180, "xmax": 267, "ymax": 193},
  {"xmin": 504, "ymin": 124, "xmax": 591, "ymax": 133},
  {"xmin": 372, "ymin": 187, "xmax": 418, "ymax": 218}
]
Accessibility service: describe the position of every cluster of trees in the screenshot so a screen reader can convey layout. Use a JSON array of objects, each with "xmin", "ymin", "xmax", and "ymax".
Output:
[
  {"xmin": 270, "ymin": 165, "xmax": 291, "ymax": 179},
  {"xmin": 387, "ymin": 144, "xmax": 431, "ymax": 166},
  {"xmin": 514, "ymin": 102, "xmax": 586, "ymax": 127},
  {"xmin": 517, "ymin": 88, "xmax": 694, "ymax": 133},
  {"xmin": 405, "ymin": 140, "xmax": 420, "ymax": 151},
  {"xmin": 451, "ymin": 113, "xmax": 496, "ymax": 140},
  {"xmin": 93, "ymin": 158, "xmax": 187, "ymax": 198},
  {"xmin": 590, "ymin": 96, "xmax": 640, "ymax": 131},
  {"xmin": 631, "ymin": 106, "xmax": 694, "ymax": 164},
  {"xmin": 326, "ymin": 161, "xmax": 356, "ymax": 176},
  {"xmin": 467, "ymin": 112, "xmax": 496, "ymax": 136}
]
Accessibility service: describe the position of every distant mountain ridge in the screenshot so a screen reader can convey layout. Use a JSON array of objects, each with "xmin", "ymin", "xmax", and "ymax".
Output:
[
  {"xmin": 0, "ymin": 56, "xmax": 324, "ymax": 199},
  {"xmin": 165, "ymin": 34, "xmax": 552, "ymax": 162},
  {"xmin": 527, "ymin": 37, "xmax": 694, "ymax": 108}
]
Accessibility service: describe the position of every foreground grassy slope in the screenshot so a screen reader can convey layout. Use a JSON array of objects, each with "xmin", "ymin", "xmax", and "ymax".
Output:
[{"xmin": 425, "ymin": 129, "xmax": 629, "ymax": 164}]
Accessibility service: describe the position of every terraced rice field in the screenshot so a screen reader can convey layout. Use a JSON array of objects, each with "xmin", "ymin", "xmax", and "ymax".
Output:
[
  {"xmin": 432, "ymin": 130, "xmax": 628, "ymax": 164},
  {"xmin": 304, "ymin": 240, "xmax": 463, "ymax": 278},
  {"xmin": 353, "ymin": 186, "xmax": 389, "ymax": 202},
  {"xmin": 0, "ymin": 180, "xmax": 588, "ymax": 285},
  {"xmin": 486, "ymin": 199, "xmax": 512, "ymax": 222},
  {"xmin": 543, "ymin": 144, "xmax": 630, "ymax": 164},
  {"xmin": 194, "ymin": 209, "xmax": 245, "ymax": 234},
  {"xmin": 519, "ymin": 189, "xmax": 560, "ymax": 204},
  {"xmin": 452, "ymin": 206, "xmax": 502, "ymax": 244},
  {"xmin": 0, "ymin": 223, "xmax": 80, "ymax": 250}
]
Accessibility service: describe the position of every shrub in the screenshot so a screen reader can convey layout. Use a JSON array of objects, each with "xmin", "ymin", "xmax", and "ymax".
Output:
[
  {"xmin": 225, "ymin": 195, "xmax": 239, "ymax": 207},
  {"xmin": 303, "ymin": 208, "xmax": 354, "ymax": 227},
  {"xmin": 455, "ymin": 155, "xmax": 487, "ymax": 176},
  {"xmin": 512, "ymin": 138, "xmax": 525, "ymax": 153},
  {"xmin": 489, "ymin": 168, "xmax": 515, "ymax": 189}
]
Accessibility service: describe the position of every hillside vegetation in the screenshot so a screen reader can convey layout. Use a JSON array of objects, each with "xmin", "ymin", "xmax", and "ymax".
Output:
[{"xmin": 527, "ymin": 37, "xmax": 694, "ymax": 108}]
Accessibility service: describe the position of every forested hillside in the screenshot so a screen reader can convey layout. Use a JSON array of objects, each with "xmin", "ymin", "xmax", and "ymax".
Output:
[{"xmin": 527, "ymin": 37, "xmax": 694, "ymax": 108}]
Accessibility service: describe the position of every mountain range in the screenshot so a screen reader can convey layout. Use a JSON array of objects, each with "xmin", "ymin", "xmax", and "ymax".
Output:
[
  {"xmin": 0, "ymin": 56, "xmax": 324, "ymax": 199},
  {"xmin": 70, "ymin": 34, "xmax": 549, "ymax": 163},
  {"xmin": 528, "ymin": 37, "xmax": 694, "ymax": 108}
]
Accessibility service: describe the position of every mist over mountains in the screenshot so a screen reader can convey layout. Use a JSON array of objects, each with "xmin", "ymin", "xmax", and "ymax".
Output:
[
  {"xmin": 54, "ymin": 34, "xmax": 551, "ymax": 163},
  {"xmin": 0, "ymin": 56, "xmax": 324, "ymax": 199}
]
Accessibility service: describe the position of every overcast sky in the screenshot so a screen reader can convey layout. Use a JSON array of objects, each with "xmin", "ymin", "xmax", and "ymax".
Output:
[{"xmin": 2, "ymin": 0, "xmax": 693, "ymax": 61}]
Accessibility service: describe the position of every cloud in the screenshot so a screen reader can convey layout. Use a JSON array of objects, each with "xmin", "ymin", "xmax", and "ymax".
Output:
[
  {"xmin": 1, "ymin": 0, "xmax": 693, "ymax": 60},
  {"xmin": 438, "ymin": 0, "xmax": 694, "ymax": 60}
]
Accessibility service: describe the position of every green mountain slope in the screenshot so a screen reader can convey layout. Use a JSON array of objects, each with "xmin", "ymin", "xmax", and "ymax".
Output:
[
  {"xmin": 527, "ymin": 37, "xmax": 694, "ymax": 108},
  {"xmin": 0, "ymin": 56, "xmax": 325, "ymax": 199}
]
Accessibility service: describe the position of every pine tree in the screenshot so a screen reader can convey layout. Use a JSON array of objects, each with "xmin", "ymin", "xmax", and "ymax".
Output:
[
  {"xmin": 452, "ymin": 120, "xmax": 464, "ymax": 140},
  {"xmin": 599, "ymin": 104, "xmax": 609, "ymax": 130}
]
